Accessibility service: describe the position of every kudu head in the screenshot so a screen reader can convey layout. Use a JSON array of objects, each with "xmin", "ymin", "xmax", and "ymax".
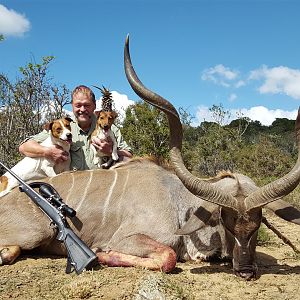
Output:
[{"xmin": 124, "ymin": 35, "xmax": 300, "ymax": 280}]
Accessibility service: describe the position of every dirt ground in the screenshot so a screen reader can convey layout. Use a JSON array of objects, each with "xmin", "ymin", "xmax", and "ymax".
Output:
[{"xmin": 1, "ymin": 212, "xmax": 300, "ymax": 300}]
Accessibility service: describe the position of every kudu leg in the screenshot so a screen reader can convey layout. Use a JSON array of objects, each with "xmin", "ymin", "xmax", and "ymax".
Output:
[
  {"xmin": 0, "ymin": 246, "xmax": 21, "ymax": 265},
  {"xmin": 95, "ymin": 234, "xmax": 177, "ymax": 273}
]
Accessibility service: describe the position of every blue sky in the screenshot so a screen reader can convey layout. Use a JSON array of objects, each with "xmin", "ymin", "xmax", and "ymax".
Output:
[{"xmin": 1, "ymin": 0, "xmax": 300, "ymax": 125}]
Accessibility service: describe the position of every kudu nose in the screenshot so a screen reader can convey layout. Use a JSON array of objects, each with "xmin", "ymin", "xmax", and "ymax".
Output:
[{"xmin": 236, "ymin": 270, "xmax": 256, "ymax": 280}]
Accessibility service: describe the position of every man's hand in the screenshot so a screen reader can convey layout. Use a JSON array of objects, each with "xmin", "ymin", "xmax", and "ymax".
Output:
[
  {"xmin": 19, "ymin": 140, "xmax": 69, "ymax": 163},
  {"xmin": 91, "ymin": 137, "xmax": 113, "ymax": 156},
  {"xmin": 45, "ymin": 145, "xmax": 69, "ymax": 163}
]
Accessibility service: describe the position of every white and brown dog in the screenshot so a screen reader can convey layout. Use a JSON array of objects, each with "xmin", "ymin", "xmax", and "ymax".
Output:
[
  {"xmin": 91, "ymin": 110, "xmax": 118, "ymax": 169},
  {"xmin": 0, "ymin": 117, "xmax": 73, "ymax": 197}
]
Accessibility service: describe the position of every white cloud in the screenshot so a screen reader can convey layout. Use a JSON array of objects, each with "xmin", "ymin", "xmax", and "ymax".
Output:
[
  {"xmin": 95, "ymin": 90, "xmax": 135, "ymax": 121},
  {"xmin": 0, "ymin": 4, "xmax": 30, "ymax": 37},
  {"xmin": 235, "ymin": 80, "xmax": 245, "ymax": 88},
  {"xmin": 193, "ymin": 105, "xmax": 298, "ymax": 126},
  {"xmin": 201, "ymin": 64, "xmax": 239, "ymax": 87},
  {"xmin": 193, "ymin": 106, "xmax": 217, "ymax": 125},
  {"xmin": 228, "ymin": 93, "xmax": 237, "ymax": 102},
  {"xmin": 201, "ymin": 64, "xmax": 300, "ymax": 101},
  {"xmin": 249, "ymin": 65, "xmax": 300, "ymax": 99},
  {"xmin": 235, "ymin": 106, "xmax": 297, "ymax": 126}
]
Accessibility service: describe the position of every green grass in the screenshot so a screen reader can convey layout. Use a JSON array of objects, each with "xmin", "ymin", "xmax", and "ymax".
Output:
[{"xmin": 257, "ymin": 225, "xmax": 272, "ymax": 246}]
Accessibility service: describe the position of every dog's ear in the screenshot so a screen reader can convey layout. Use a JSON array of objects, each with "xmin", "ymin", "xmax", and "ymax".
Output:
[
  {"xmin": 112, "ymin": 111, "xmax": 118, "ymax": 119},
  {"xmin": 44, "ymin": 121, "xmax": 53, "ymax": 132},
  {"xmin": 64, "ymin": 116, "xmax": 74, "ymax": 123}
]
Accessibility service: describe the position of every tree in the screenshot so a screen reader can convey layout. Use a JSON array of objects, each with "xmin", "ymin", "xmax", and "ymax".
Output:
[
  {"xmin": 177, "ymin": 107, "xmax": 204, "ymax": 171},
  {"xmin": 191, "ymin": 121, "xmax": 245, "ymax": 176},
  {"xmin": 186, "ymin": 105, "xmax": 248, "ymax": 176},
  {"xmin": 270, "ymin": 118, "xmax": 295, "ymax": 134},
  {"xmin": 121, "ymin": 101, "xmax": 170, "ymax": 159},
  {"xmin": 233, "ymin": 134, "xmax": 294, "ymax": 184},
  {"xmin": 209, "ymin": 104, "xmax": 231, "ymax": 126},
  {"xmin": 0, "ymin": 56, "xmax": 70, "ymax": 168}
]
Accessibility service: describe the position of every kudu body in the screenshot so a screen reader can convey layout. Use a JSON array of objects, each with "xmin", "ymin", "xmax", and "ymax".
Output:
[
  {"xmin": 0, "ymin": 161, "xmax": 228, "ymax": 272},
  {"xmin": 1, "ymin": 37, "xmax": 300, "ymax": 279},
  {"xmin": 123, "ymin": 35, "xmax": 300, "ymax": 279}
]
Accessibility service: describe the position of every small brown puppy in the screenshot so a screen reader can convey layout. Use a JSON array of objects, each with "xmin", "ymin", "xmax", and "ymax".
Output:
[{"xmin": 91, "ymin": 110, "xmax": 118, "ymax": 168}]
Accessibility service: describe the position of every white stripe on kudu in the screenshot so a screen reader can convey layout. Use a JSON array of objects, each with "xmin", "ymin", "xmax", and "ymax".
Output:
[
  {"xmin": 101, "ymin": 170, "xmax": 118, "ymax": 225},
  {"xmin": 65, "ymin": 172, "xmax": 75, "ymax": 203},
  {"xmin": 75, "ymin": 171, "xmax": 94, "ymax": 211}
]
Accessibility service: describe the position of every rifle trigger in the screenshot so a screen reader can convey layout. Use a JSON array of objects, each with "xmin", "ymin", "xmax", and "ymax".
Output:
[{"xmin": 49, "ymin": 221, "xmax": 56, "ymax": 229}]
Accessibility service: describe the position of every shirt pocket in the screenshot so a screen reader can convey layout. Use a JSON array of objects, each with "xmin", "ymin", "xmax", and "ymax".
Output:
[{"xmin": 70, "ymin": 143, "xmax": 85, "ymax": 171}]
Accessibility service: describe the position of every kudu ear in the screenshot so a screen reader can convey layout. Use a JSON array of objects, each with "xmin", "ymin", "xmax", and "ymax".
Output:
[
  {"xmin": 265, "ymin": 199, "xmax": 300, "ymax": 225},
  {"xmin": 175, "ymin": 204, "xmax": 217, "ymax": 235}
]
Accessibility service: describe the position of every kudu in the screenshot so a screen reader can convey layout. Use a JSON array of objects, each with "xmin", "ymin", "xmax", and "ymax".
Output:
[
  {"xmin": 0, "ymin": 36, "xmax": 300, "ymax": 280},
  {"xmin": 124, "ymin": 35, "xmax": 300, "ymax": 279}
]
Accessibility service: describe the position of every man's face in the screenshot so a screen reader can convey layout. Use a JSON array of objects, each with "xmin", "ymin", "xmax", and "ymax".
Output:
[{"xmin": 72, "ymin": 92, "xmax": 96, "ymax": 129}]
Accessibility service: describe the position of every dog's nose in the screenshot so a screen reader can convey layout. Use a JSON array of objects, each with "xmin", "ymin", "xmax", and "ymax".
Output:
[
  {"xmin": 103, "ymin": 125, "xmax": 109, "ymax": 130},
  {"xmin": 67, "ymin": 133, "xmax": 72, "ymax": 138}
]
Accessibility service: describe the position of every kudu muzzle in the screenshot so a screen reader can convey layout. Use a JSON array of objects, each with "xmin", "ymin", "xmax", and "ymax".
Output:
[{"xmin": 223, "ymin": 221, "xmax": 259, "ymax": 280}]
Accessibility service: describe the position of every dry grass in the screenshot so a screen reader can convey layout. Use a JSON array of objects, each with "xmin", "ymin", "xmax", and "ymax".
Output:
[{"xmin": 1, "ymin": 222, "xmax": 300, "ymax": 300}]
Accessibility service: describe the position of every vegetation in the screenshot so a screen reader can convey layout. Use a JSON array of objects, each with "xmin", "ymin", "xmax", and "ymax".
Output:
[
  {"xmin": 257, "ymin": 224, "xmax": 273, "ymax": 246},
  {"xmin": 121, "ymin": 101, "xmax": 170, "ymax": 159},
  {"xmin": 120, "ymin": 97, "xmax": 300, "ymax": 230},
  {"xmin": 0, "ymin": 56, "xmax": 70, "ymax": 168}
]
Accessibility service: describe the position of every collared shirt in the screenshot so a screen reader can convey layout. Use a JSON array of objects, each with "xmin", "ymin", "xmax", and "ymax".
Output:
[{"xmin": 24, "ymin": 115, "xmax": 132, "ymax": 171}]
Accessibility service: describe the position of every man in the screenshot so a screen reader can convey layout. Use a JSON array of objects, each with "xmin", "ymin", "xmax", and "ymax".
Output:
[{"xmin": 19, "ymin": 85, "xmax": 132, "ymax": 170}]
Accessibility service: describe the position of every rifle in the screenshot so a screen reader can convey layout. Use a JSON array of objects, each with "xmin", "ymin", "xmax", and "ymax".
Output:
[{"xmin": 0, "ymin": 161, "xmax": 98, "ymax": 274}]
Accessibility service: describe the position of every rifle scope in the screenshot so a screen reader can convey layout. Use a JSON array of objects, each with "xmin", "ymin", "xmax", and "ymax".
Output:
[{"xmin": 29, "ymin": 182, "xmax": 76, "ymax": 218}]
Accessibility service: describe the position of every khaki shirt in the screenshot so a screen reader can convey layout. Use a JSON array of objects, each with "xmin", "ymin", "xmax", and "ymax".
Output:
[{"xmin": 25, "ymin": 115, "xmax": 132, "ymax": 170}]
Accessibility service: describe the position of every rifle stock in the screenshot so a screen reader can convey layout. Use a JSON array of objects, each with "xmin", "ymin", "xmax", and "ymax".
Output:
[
  {"xmin": 0, "ymin": 161, "xmax": 98, "ymax": 274},
  {"xmin": 64, "ymin": 229, "xmax": 98, "ymax": 274}
]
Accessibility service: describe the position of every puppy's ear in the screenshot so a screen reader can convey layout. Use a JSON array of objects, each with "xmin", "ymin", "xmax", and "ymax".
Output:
[
  {"xmin": 64, "ymin": 117, "xmax": 74, "ymax": 123},
  {"xmin": 112, "ymin": 111, "xmax": 118, "ymax": 119},
  {"xmin": 44, "ymin": 122, "xmax": 53, "ymax": 131}
]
